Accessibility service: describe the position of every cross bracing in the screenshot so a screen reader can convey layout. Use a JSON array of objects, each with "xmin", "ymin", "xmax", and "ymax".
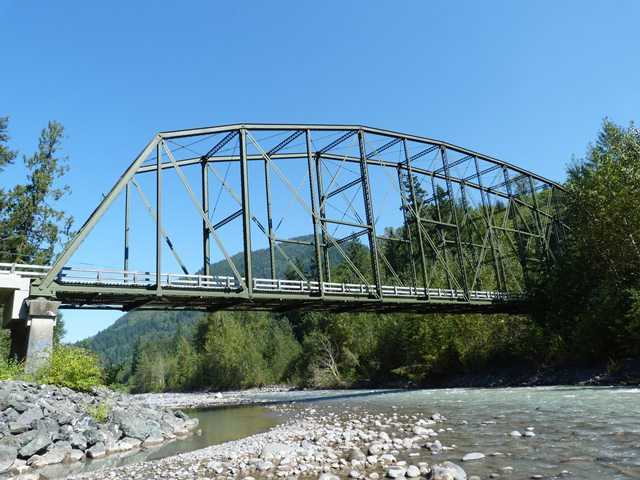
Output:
[{"xmin": 27, "ymin": 124, "xmax": 566, "ymax": 314}]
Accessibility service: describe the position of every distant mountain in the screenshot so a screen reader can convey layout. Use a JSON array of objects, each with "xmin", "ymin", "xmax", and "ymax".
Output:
[{"xmin": 79, "ymin": 235, "xmax": 346, "ymax": 365}]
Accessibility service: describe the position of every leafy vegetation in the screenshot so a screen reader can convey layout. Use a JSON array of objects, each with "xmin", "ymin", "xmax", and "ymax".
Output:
[{"xmin": 532, "ymin": 119, "xmax": 640, "ymax": 363}]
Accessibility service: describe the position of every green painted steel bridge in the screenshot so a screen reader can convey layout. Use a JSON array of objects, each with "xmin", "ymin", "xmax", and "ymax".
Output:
[{"xmin": 13, "ymin": 124, "xmax": 566, "ymax": 314}]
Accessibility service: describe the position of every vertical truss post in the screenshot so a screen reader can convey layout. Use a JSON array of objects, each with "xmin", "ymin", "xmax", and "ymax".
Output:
[
  {"xmin": 156, "ymin": 141, "xmax": 163, "ymax": 292},
  {"xmin": 441, "ymin": 146, "xmax": 469, "ymax": 299},
  {"xmin": 474, "ymin": 156, "xmax": 505, "ymax": 292},
  {"xmin": 431, "ymin": 175, "xmax": 453, "ymax": 291},
  {"xmin": 202, "ymin": 158, "xmax": 210, "ymax": 276},
  {"xmin": 397, "ymin": 166, "xmax": 418, "ymax": 289},
  {"xmin": 402, "ymin": 139, "xmax": 428, "ymax": 295},
  {"xmin": 239, "ymin": 129, "xmax": 253, "ymax": 297},
  {"xmin": 264, "ymin": 150, "xmax": 276, "ymax": 280},
  {"xmin": 527, "ymin": 176, "xmax": 549, "ymax": 258},
  {"xmin": 124, "ymin": 182, "xmax": 130, "ymax": 274},
  {"xmin": 306, "ymin": 130, "xmax": 324, "ymax": 296},
  {"xmin": 503, "ymin": 167, "xmax": 529, "ymax": 290},
  {"xmin": 358, "ymin": 130, "xmax": 382, "ymax": 297},
  {"xmin": 459, "ymin": 182, "xmax": 480, "ymax": 289},
  {"xmin": 315, "ymin": 154, "xmax": 331, "ymax": 283}
]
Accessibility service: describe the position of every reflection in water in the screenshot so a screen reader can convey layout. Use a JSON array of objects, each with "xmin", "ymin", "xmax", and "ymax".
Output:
[{"xmin": 38, "ymin": 405, "xmax": 281, "ymax": 479}]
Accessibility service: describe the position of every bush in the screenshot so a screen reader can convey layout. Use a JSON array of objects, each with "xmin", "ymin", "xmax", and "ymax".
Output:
[
  {"xmin": 0, "ymin": 357, "xmax": 26, "ymax": 381},
  {"xmin": 36, "ymin": 345, "xmax": 104, "ymax": 391},
  {"xmin": 87, "ymin": 401, "xmax": 110, "ymax": 422}
]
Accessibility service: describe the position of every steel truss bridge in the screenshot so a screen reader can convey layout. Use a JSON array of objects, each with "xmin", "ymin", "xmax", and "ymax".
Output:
[{"xmin": 22, "ymin": 124, "xmax": 565, "ymax": 314}]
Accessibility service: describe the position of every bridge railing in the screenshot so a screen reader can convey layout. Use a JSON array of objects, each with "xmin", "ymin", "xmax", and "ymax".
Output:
[
  {"xmin": 0, "ymin": 262, "xmax": 50, "ymax": 278},
  {"xmin": 0, "ymin": 262, "xmax": 527, "ymax": 302}
]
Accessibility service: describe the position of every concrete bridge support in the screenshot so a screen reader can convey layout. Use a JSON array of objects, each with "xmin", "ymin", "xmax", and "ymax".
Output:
[{"xmin": 1, "ymin": 274, "xmax": 59, "ymax": 372}]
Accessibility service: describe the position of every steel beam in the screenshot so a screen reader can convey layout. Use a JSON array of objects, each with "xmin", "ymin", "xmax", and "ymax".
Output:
[
  {"xmin": 441, "ymin": 147, "xmax": 469, "ymax": 298},
  {"xmin": 306, "ymin": 130, "xmax": 324, "ymax": 296},
  {"xmin": 239, "ymin": 129, "xmax": 253, "ymax": 297},
  {"xmin": 156, "ymin": 142, "xmax": 162, "ymax": 292},
  {"xmin": 358, "ymin": 130, "xmax": 382, "ymax": 297},
  {"xmin": 202, "ymin": 158, "xmax": 210, "ymax": 276},
  {"xmin": 403, "ymin": 139, "xmax": 429, "ymax": 293},
  {"xmin": 124, "ymin": 182, "xmax": 130, "ymax": 273},
  {"xmin": 34, "ymin": 135, "xmax": 162, "ymax": 293}
]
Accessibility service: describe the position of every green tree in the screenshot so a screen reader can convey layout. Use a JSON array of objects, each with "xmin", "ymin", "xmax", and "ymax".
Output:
[
  {"xmin": 0, "ymin": 120, "xmax": 73, "ymax": 264},
  {"xmin": 0, "ymin": 117, "xmax": 17, "ymax": 173},
  {"xmin": 535, "ymin": 119, "xmax": 640, "ymax": 360}
]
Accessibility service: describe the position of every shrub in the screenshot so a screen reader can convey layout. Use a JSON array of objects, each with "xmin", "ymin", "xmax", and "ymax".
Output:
[
  {"xmin": 0, "ymin": 357, "xmax": 26, "ymax": 381},
  {"xmin": 87, "ymin": 401, "xmax": 110, "ymax": 422},
  {"xmin": 36, "ymin": 345, "xmax": 104, "ymax": 392}
]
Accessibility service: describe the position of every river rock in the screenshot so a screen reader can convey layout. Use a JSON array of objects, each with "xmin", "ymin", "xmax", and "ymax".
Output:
[
  {"xmin": 261, "ymin": 442, "xmax": 295, "ymax": 458},
  {"xmin": 0, "ymin": 444, "xmax": 17, "ymax": 473},
  {"xmin": 387, "ymin": 466, "xmax": 407, "ymax": 478},
  {"xmin": 111, "ymin": 409, "xmax": 150, "ymax": 440},
  {"xmin": 68, "ymin": 432, "xmax": 87, "ymax": 450},
  {"xmin": 462, "ymin": 452, "xmax": 485, "ymax": 461},
  {"xmin": 319, "ymin": 474, "xmax": 340, "ymax": 480},
  {"xmin": 18, "ymin": 432, "xmax": 51, "ymax": 457},
  {"xmin": 406, "ymin": 465, "xmax": 421, "ymax": 477},
  {"xmin": 66, "ymin": 449, "xmax": 85, "ymax": 463},
  {"xmin": 8, "ymin": 407, "xmax": 44, "ymax": 434},
  {"xmin": 86, "ymin": 442, "xmax": 106, "ymax": 459},
  {"xmin": 257, "ymin": 460, "xmax": 273, "ymax": 471},
  {"xmin": 27, "ymin": 446, "xmax": 68, "ymax": 467},
  {"xmin": 430, "ymin": 461, "xmax": 467, "ymax": 480},
  {"xmin": 368, "ymin": 444, "xmax": 384, "ymax": 455},
  {"xmin": 347, "ymin": 448, "xmax": 366, "ymax": 461},
  {"xmin": 509, "ymin": 430, "xmax": 522, "ymax": 437}
]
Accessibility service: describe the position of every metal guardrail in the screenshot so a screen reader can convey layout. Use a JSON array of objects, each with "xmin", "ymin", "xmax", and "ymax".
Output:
[{"xmin": 0, "ymin": 262, "xmax": 527, "ymax": 301}]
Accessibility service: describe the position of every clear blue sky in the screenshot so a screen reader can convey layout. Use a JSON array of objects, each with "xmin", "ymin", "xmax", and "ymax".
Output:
[{"xmin": 2, "ymin": 1, "xmax": 639, "ymax": 342}]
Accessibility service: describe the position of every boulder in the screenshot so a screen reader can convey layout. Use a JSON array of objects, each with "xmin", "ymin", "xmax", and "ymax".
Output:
[
  {"xmin": 18, "ymin": 432, "xmax": 51, "ymax": 457},
  {"xmin": 27, "ymin": 447, "xmax": 68, "ymax": 467},
  {"xmin": 86, "ymin": 442, "xmax": 106, "ymax": 459},
  {"xmin": 68, "ymin": 432, "xmax": 87, "ymax": 450},
  {"xmin": 111, "ymin": 409, "xmax": 151, "ymax": 440},
  {"xmin": 0, "ymin": 444, "xmax": 17, "ymax": 473}
]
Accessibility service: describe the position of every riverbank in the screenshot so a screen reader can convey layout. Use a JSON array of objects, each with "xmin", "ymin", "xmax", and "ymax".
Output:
[
  {"xmin": 0, "ymin": 380, "xmax": 199, "ymax": 478},
  {"xmin": 134, "ymin": 385, "xmax": 298, "ymax": 409},
  {"xmin": 419, "ymin": 357, "xmax": 640, "ymax": 389},
  {"xmin": 65, "ymin": 402, "xmax": 479, "ymax": 480}
]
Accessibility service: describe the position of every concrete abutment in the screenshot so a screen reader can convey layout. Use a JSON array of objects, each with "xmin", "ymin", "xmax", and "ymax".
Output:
[{"xmin": 1, "ymin": 274, "xmax": 59, "ymax": 372}]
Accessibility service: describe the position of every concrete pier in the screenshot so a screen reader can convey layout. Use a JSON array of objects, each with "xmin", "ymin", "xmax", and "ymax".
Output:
[{"xmin": 1, "ymin": 274, "xmax": 59, "ymax": 372}]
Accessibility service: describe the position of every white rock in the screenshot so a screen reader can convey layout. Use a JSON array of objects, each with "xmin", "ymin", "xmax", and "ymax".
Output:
[
  {"xmin": 462, "ymin": 452, "xmax": 485, "ymax": 461},
  {"xmin": 406, "ymin": 465, "xmax": 421, "ymax": 478},
  {"xmin": 387, "ymin": 466, "xmax": 407, "ymax": 478},
  {"xmin": 509, "ymin": 431, "xmax": 522, "ymax": 437}
]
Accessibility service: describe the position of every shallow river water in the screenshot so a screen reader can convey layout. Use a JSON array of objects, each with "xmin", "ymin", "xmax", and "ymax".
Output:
[
  {"xmin": 48, "ymin": 386, "xmax": 640, "ymax": 479},
  {"xmin": 271, "ymin": 386, "xmax": 640, "ymax": 479}
]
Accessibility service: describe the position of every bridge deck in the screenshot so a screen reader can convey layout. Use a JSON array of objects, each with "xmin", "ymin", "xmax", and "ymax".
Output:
[{"xmin": 1, "ymin": 263, "xmax": 527, "ymax": 314}]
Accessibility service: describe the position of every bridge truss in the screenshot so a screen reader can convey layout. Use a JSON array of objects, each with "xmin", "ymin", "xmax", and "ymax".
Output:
[{"xmin": 29, "ymin": 124, "xmax": 565, "ymax": 313}]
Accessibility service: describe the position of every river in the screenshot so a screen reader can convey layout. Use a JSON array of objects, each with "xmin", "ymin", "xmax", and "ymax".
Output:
[{"xmin": 46, "ymin": 386, "xmax": 640, "ymax": 479}]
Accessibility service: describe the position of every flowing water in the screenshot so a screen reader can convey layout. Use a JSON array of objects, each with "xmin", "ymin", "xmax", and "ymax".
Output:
[
  {"xmin": 268, "ymin": 386, "xmax": 640, "ymax": 479},
  {"xmin": 41, "ymin": 386, "xmax": 640, "ymax": 479}
]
